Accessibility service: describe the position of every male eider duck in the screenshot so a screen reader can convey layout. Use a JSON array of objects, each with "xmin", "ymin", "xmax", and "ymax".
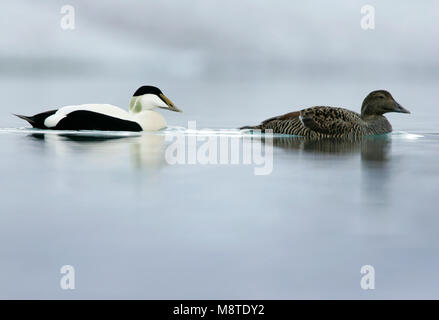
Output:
[
  {"xmin": 240, "ymin": 90, "xmax": 409, "ymax": 138},
  {"xmin": 15, "ymin": 86, "xmax": 181, "ymax": 131}
]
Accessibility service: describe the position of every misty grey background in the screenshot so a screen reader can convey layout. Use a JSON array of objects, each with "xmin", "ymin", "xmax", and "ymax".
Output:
[{"xmin": 0, "ymin": 0, "xmax": 438, "ymax": 299}]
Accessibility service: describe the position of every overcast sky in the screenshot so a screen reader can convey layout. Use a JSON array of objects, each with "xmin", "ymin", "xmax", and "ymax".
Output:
[{"xmin": 1, "ymin": 1, "xmax": 438, "ymax": 81}]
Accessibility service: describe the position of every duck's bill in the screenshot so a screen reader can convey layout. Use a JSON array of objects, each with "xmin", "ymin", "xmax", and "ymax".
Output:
[
  {"xmin": 394, "ymin": 102, "xmax": 410, "ymax": 114},
  {"xmin": 159, "ymin": 94, "xmax": 182, "ymax": 113}
]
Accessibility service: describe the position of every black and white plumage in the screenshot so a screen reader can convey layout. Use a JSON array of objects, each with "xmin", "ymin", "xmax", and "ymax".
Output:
[
  {"xmin": 15, "ymin": 86, "xmax": 182, "ymax": 132},
  {"xmin": 240, "ymin": 90, "xmax": 410, "ymax": 138}
]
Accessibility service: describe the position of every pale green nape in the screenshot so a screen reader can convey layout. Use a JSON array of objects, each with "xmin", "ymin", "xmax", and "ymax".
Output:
[{"xmin": 129, "ymin": 97, "xmax": 142, "ymax": 113}]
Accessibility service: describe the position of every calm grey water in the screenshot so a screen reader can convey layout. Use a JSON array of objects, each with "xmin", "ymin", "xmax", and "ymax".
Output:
[{"xmin": 0, "ymin": 79, "xmax": 439, "ymax": 299}]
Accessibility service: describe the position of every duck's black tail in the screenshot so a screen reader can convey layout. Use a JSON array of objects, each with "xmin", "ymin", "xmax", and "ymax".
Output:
[
  {"xmin": 14, "ymin": 114, "xmax": 39, "ymax": 128},
  {"xmin": 14, "ymin": 109, "xmax": 58, "ymax": 129}
]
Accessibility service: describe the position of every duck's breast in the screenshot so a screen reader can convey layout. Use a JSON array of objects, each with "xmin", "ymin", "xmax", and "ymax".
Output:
[
  {"xmin": 364, "ymin": 116, "xmax": 392, "ymax": 135},
  {"xmin": 133, "ymin": 110, "xmax": 167, "ymax": 131}
]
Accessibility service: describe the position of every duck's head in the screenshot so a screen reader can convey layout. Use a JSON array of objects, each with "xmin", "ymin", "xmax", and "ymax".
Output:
[
  {"xmin": 361, "ymin": 90, "xmax": 409, "ymax": 117},
  {"xmin": 129, "ymin": 86, "xmax": 182, "ymax": 113}
]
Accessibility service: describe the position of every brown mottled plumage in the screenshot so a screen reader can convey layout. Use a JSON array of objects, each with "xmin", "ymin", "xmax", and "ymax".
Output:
[{"xmin": 240, "ymin": 90, "xmax": 410, "ymax": 138}]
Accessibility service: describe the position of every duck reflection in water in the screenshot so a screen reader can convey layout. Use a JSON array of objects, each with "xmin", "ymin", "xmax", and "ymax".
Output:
[
  {"xmin": 28, "ymin": 131, "xmax": 392, "ymax": 170},
  {"xmin": 28, "ymin": 132, "xmax": 167, "ymax": 170},
  {"xmin": 269, "ymin": 134, "xmax": 391, "ymax": 163},
  {"xmin": 268, "ymin": 134, "xmax": 393, "ymax": 209}
]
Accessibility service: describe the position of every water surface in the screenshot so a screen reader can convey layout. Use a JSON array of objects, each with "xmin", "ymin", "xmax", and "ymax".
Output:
[{"xmin": 1, "ymin": 80, "xmax": 439, "ymax": 299}]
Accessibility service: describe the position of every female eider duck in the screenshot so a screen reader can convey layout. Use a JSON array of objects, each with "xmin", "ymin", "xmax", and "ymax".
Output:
[
  {"xmin": 240, "ymin": 90, "xmax": 410, "ymax": 138},
  {"xmin": 15, "ymin": 86, "xmax": 181, "ymax": 131}
]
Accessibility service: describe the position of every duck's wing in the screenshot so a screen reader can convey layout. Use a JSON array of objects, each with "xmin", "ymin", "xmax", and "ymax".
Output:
[
  {"xmin": 298, "ymin": 107, "xmax": 361, "ymax": 135},
  {"xmin": 243, "ymin": 107, "xmax": 362, "ymax": 137}
]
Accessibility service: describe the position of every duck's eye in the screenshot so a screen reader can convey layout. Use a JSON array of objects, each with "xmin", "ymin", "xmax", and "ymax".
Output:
[{"xmin": 378, "ymin": 96, "xmax": 385, "ymax": 99}]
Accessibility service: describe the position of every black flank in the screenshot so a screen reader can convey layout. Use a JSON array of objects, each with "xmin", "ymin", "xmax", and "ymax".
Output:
[{"xmin": 54, "ymin": 110, "xmax": 142, "ymax": 131}]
